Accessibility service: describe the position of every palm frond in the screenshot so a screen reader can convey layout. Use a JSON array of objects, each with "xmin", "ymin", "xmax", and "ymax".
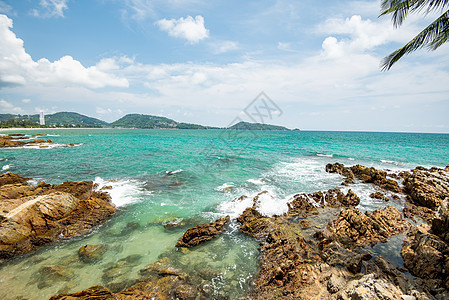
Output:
[
  {"xmin": 380, "ymin": 0, "xmax": 449, "ymax": 27},
  {"xmin": 381, "ymin": 9, "xmax": 449, "ymax": 70}
]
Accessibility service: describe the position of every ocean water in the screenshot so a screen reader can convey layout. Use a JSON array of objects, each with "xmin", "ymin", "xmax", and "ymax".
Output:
[{"xmin": 0, "ymin": 129, "xmax": 448, "ymax": 299}]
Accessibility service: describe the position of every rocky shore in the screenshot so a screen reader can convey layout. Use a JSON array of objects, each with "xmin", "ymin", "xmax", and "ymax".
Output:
[
  {"xmin": 0, "ymin": 172, "xmax": 116, "ymax": 261},
  {"xmin": 31, "ymin": 163, "xmax": 449, "ymax": 299},
  {"xmin": 0, "ymin": 133, "xmax": 77, "ymax": 148}
]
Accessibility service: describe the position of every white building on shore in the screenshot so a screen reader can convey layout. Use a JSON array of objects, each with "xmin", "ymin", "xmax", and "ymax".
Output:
[{"xmin": 39, "ymin": 111, "xmax": 45, "ymax": 125}]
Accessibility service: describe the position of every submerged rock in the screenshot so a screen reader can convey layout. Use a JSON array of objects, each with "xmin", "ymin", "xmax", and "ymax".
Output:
[
  {"xmin": 78, "ymin": 244, "xmax": 107, "ymax": 263},
  {"xmin": 175, "ymin": 215, "xmax": 230, "ymax": 248}
]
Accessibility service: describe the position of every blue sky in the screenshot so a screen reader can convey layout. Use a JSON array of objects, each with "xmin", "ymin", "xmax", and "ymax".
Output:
[{"xmin": 0, "ymin": 0, "xmax": 448, "ymax": 132}]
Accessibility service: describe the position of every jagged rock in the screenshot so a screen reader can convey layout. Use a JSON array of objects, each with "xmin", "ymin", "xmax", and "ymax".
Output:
[
  {"xmin": 350, "ymin": 165, "xmax": 401, "ymax": 193},
  {"xmin": 432, "ymin": 199, "xmax": 449, "ymax": 243},
  {"xmin": 0, "ymin": 174, "xmax": 116, "ymax": 260},
  {"xmin": 328, "ymin": 206, "xmax": 410, "ymax": 248},
  {"xmin": 50, "ymin": 286, "xmax": 114, "ymax": 300},
  {"xmin": 334, "ymin": 273, "xmax": 404, "ymax": 300},
  {"xmin": 325, "ymin": 163, "xmax": 401, "ymax": 192},
  {"xmin": 370, "ymin": 191, "xmax": 389, "ymax": 201},
  {"xmin": 0, "ymin": 172, "xmax": 31, "ymax": 187},
  {"xmin": 403, "ymin": 166, "xmax": 449, "ymax": 210},
  {"xmin": 340, "ymin": 189, "xmax": 360, "ymax": 207},
  {"xmin": 176, "ymin": 215, "xmax": 230, "ymax": 248},
  {"xmin": 401, "ymin": 225, "xmax": 449, "ymax": 286},
  {"xmin": 78, "ymin": 244, "xmax": 107, "ymax": 263},
  {"xmin": 326, "ymin": 163, "xmax": 355, "ymax": 184}
]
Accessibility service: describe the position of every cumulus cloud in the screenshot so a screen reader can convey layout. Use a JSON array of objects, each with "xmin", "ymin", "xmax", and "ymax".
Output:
[
  {"xmin": 31, "ymin": 0, "xmax": 69, "ymax": 18},
  {"xmin": 0, "ymin": 99, "xmax": 24, "ymax": 113},
  {"xmin": 22, "ymin": 99, "xmax": 31, "ymax": 103},
  {"xmin": 0, "ymin": 14, "xmax": 129, "ymax": 89},
  {"xmin": 156, "ymin": 15, "xmax": 209, "ymax": 44}
]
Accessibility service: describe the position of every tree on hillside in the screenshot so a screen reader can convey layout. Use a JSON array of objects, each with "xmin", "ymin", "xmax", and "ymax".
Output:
[{"xmin": 380, "ymin": 0, "xmax": 449, "ymax": 70}]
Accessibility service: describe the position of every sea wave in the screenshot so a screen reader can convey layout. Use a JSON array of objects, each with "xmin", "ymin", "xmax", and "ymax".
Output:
[
  {"xmin": 165, "ymin": 169, "xmax": 183, "ymax": 175},
  {"xmin": 94, "ymin": 177, "xmax": 148, "ymax": 207},
  {"xmin": 215, "ymin": 182, "xmax": 235, "ymax": 192},
  {"xmin": 316, "ymin": 153, "xmax": 333, "ymax": 158},
  {"xmin": 380, "ymin": 159, "xmax": 402, "ymax": 166},
  {"xmin": 2, "ymin": 164, "xmax": 10, "ymax": 171},
  {"xmin": 247, "ymin": 178, "xmax": 264, "ymax": 185}
]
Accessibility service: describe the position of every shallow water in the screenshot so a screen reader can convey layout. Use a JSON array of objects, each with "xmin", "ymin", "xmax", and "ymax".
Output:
[{"xmin": 0, "ymin": 129, "xmax": 448, "ymax": 299}]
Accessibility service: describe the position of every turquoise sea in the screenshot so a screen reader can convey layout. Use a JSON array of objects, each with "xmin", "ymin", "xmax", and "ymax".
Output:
[{"xmin": 0, "ymin": 129, "xmax": 448, "ymax": 299}]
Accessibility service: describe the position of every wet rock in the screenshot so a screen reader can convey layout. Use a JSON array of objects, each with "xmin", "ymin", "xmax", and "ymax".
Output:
[
  {"xmin": 328, "ymin": 206, "xmax": 410, "ymax": 248},
  {"xmin": 32, "ymin": 134, "xmax": 47, "ymax": 137},
  {"xmin": 78, "ymin": 244, "xmax": 107, "ymax": 263},
  {"xmin": 0, "ymin": 172, "xmax": 31, "ymax": 187},
  {"xmin": 38, "ymin": 265, "xmax": 74, "ymax": 288},
  {"xmin": 0, "ymin": 174, "xmax": 116, "ymax": 260},
  {"xmin": 50, "ymin": 286, "xmax": 114, "ymax": 300},
  {"xmin": 370, "ymin": 191, "xmax": 389, "ymax": 201},
  {"xmin": 401, "ymin": 225, "xmax": 449, "ymax": 287},
  {"xmin": 340, "ymin": 189, "xmax": 360, "ymax": 207},
  {"xmin": 350, "ymin": 165, "xmax": 401, "ymax": 193},
  {"xmin": 176, "ymin": 215, "xmax": 230, "ymax": 248},
  {"xmin": 326, "ymin": 163, "xmax": 355, "ymax": 184},
  {"xmin": 403, "ymin": 166, "xmax": 449, "ymax": 210},
  {"xmin": 432, "ymin": 199, "xmax": 449, "ymax": 243}
]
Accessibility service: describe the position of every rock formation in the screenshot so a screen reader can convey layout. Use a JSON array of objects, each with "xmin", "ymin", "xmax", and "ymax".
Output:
[
  {"xmin": 175, "ymin": 215, "xmax": 230, "ymax": 247},
  {"xmin": 0, "ymin": 173, "xmax": 116, "ymax": 261}
]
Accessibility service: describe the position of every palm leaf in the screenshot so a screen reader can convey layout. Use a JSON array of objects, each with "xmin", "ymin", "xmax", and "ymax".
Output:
[
  {"xmin": 380, "ymin": 0, "xmax": 449, "ymax": 27},
  {"xmin": 381, "ymin": 10, "xmax": 449, "ymax": 70}
]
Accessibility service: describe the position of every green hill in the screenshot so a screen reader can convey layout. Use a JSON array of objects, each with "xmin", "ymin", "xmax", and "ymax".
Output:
[
  {"xmin": 110, "ymin": 114, "xmax": 214, "ymax": 129},
  {"xmin": 45, "ymin": 112, "xmax": 107, "ymax": 126},
  {"xmin": 228, "ymin": 121, "xmax": 290, "ymax": 131},
  {"xmin": 0, "ymin": 112, "xmax": 107, "ymax": 127}
]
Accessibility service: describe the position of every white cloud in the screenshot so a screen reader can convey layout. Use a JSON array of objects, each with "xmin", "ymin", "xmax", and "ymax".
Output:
[
  {"xmin": 0, "ymin": 1, "xmax": 13, "ymax": 15},
  {"xmin": 211, "ymin": 40, "xmax": 239, "ymax": 54},
  {"xmin": 31, "ymin": 0, "xmax": 69, "ymax": 18},
  {"xmin": 0, "ymin": 99, "xmax": 24, "ymax": 113},
  {"xmin": 22, "ymin": 99, "xmax": 31, "ymax": 103},
  {"xmin": 0, "ymin": 14, "xmax": 129, "ymax": 89},
  {"xmin": 156, "ymin": 15, "xmax": 209, "ymax": 44}
]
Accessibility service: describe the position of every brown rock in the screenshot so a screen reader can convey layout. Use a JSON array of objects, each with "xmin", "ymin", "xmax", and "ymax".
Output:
[
  {"xmin": 370, "ymin": 191, "xmax": 389, "ymax": 202},
  {"xmin": 50, "ymin": 286, "xmax": 114, "ymax": 300},
  {"xmin": 340, "ymin": 189, "xmax": 360, "ymax": 207},
  {"xmin": 350, "ymin": 165, "xmax": 401, "ymax": 193},
  {"xmin": 32, "ymin": 134, "xmax": 47, "ymax": 137},
  {"xmin": 326, "ymin": 163, "xmax": 355, "ymax": 183},
  {"xmin": 403, "ymin": 166, "xmax": 449, "ymax": 210},
  {"xmin": 78, "ymin": 244, "xmax": 107, "ymax": 263},
  {"xmin": 0, "ymin": 172, "xmax": 30, "ymax": 187},
  {"xmin": 432, "ymin": 199, "xmax": 449, "ymax": 243},
  {"xmin": 0, "ymin": 175, "xmax": 116, "ymax": 261},
  {"xmin": 401, "ymin": 225, "xmax": 449, "ymax": 290},
  {"xmin": 176, "ymin": 215, "xmax": 230, "ymax": 247},
  {"xmin": 328, "ymin": 206, "xmax": 409, "ymax": 248}
]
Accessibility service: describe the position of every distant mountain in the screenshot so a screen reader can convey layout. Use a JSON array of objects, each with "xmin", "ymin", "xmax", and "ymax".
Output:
[
  {"xmin": 228, "ymin": 121, "xmax": 290, "ymax": 131},
  {"xmin": 110, "ymin": 113, "xmax": 214, "ymax": 129},
  {"xmin": 0, "ymin": 112, "xmax": 108, "ymax": 127}
]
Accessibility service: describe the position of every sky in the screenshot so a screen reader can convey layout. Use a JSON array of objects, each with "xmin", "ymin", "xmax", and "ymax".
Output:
[{"xmin": 0, "ymin": 0, "xmax": 448, "ymax": 132}]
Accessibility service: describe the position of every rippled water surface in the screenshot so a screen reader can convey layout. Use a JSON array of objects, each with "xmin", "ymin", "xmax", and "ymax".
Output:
[{"xmin": 0, "ymin": 129, "xmax": 448, "ymax": 299}]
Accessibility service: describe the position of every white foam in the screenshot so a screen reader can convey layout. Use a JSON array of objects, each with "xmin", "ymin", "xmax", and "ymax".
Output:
[
  {"xmin": 381, "ymin": 160, "xmax": 402, "ymax": 166},
  {"xmin": 19, "ymin": 143, "xmax": 82, "ymax": 149},
  {"xmin": 348, "ymin": 158, "xmax": 355, "ymax": 161},
  {"xmin": 215, "ymin": 182, "xmax": 235, "ymax": 192},
  {"xmin": 218, "ymin": 195, "xmax": 254, "ymax": 219},
  {"xmin": 247, "ymin": 178, "xmax": 263, "ymax": 185},
  {"xmin": 255, "ymin": 191, "xmax": 291, "ymax": 217},
  {"xmin": 317, "ymin": 154, "xmax": 333, "ymax": 158},
  {"xmin": 94, "ymin": 177, "xmax": 147, "ymax": 207},
  {"xmin": 165, "ymin": 169, "xmax": 183, "ymax": 175},
  {"xmin": 2, "ymin": 165, "xmax": 10, "ymax": 171}
]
